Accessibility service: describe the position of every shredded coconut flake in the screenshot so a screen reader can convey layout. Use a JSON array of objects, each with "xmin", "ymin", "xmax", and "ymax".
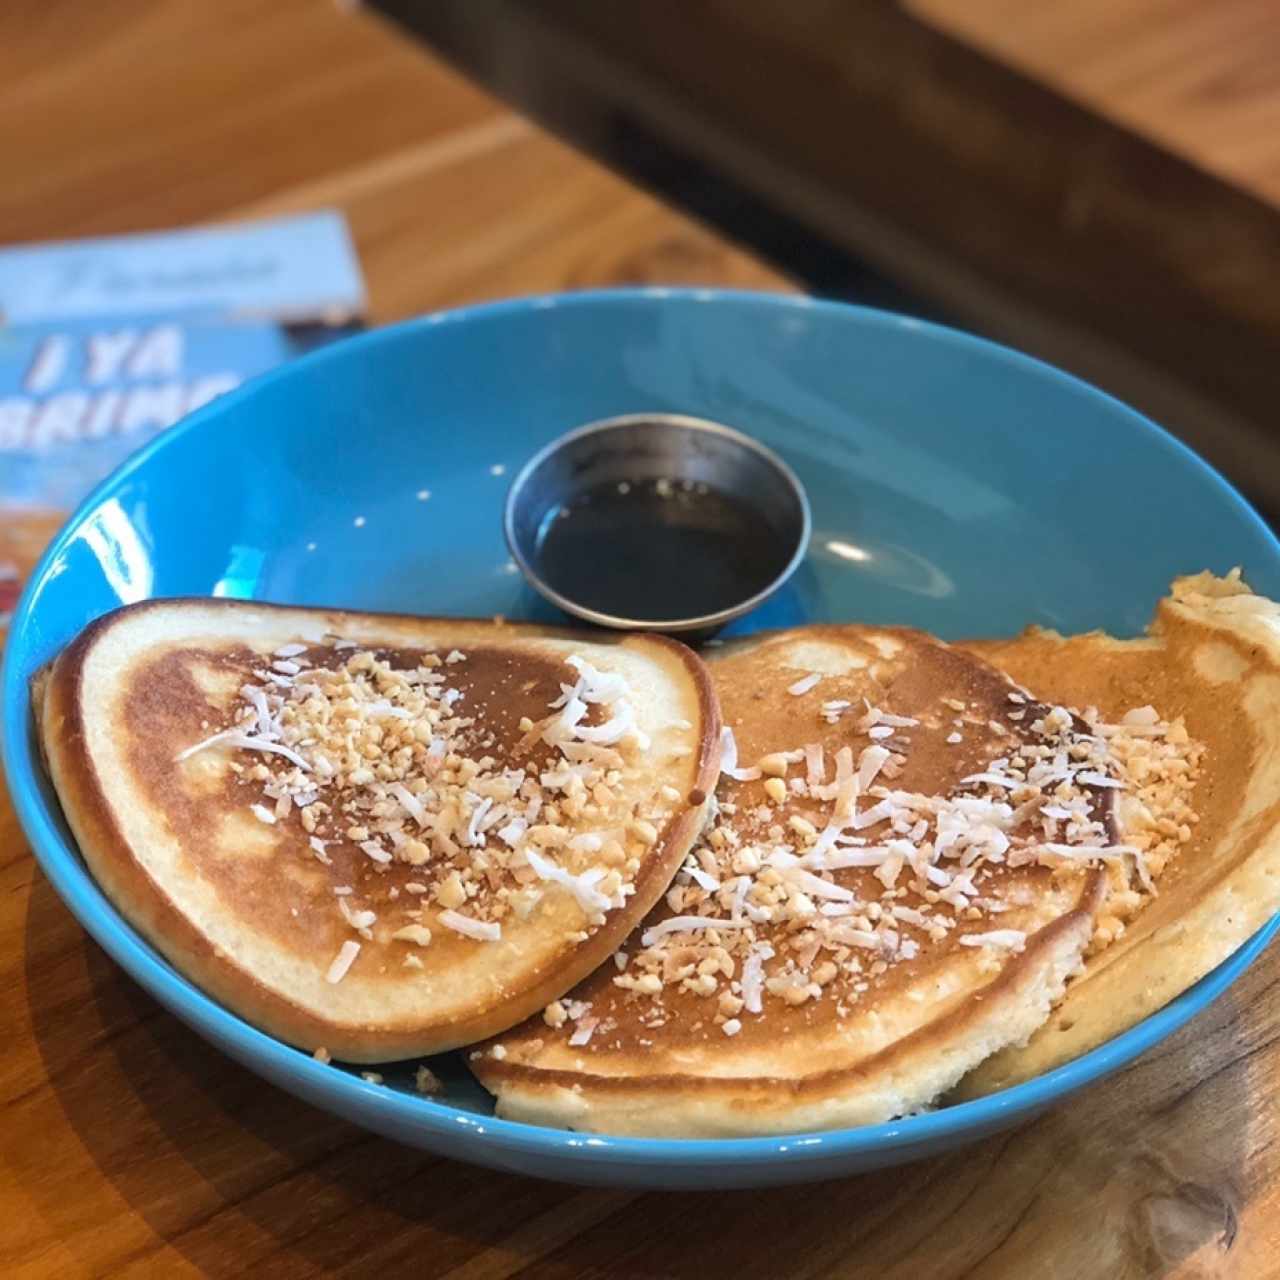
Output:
[
  {"xmin": 788, "ymin": 673, "xmax": 822, "ymax": 696},
  {"xmin": 719, "ymin": 726, "xmax": 762, "ymax": 782},
  {"xmin": 524, "ymin": 847, "xmax": 612, "ymax": 914},
  {"xmin": 325, "ymin": 940, "xmax": 361, "ymax": 983},
  {"xmin": 804, "ymin": 742, "xmax": 826, "ymax": 787},
  {"xmin": 640, "ymin": 915, "xmax": 753, "ymax": 947},
  {"xmin": 568, "ymin": 1017, "xmax": 599, "ymax": 1046},
  {"xmin": 438, "ymin": 910, "xmax": 501, "ymax": 942},
  {"xmin": 685, "ymin": 863, "xmax": 722, "ymax": 893},
  {"xmin": 958, "ymin": 930, "xmax": 1026, "ymax": 952},
  {"xmin": 961, "ymin": 772, "xmax": 1019, "ymax": 789},
  {"xmin": 857, "ymin": 745, "xmax": 890, "ymax": 790},
  {"xmin": 497, "ymin": 818, "xmax": 527, "ymax": 847},
  {"xmin": 740, "ymin": 943, "xmax": 774, "ymax": 1013},
  {"xmin": 360, "ymin": 840, "xmax": 392, "ymax": 864},
  {"xmin": 465, "ymin": 796, "xmax": 493, "ymax": 846},
  {"xmin": 388, "ymin": 781, "xmax": 429, "ymax": 827},
  {"xmin": 1076, "ymin": 770, "xmax": 1125, "ymax": 789},
  {"xmin": 338, "ymin": 898, "xmax": 376, "ymax": 932},
  {"xmin": 176, "ymin": 730, "xmax": 311, "ymax": 771}
]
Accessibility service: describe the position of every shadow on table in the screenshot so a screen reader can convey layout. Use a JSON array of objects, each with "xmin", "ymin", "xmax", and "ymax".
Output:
[{"xmin": 22, "ymin": 873, "xmax": 1253, "ymax": 1278}]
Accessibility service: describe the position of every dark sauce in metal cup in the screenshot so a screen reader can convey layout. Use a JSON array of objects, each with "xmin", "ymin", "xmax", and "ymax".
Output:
[
  {"xmin": 535, "ymin": 477, "xmax": 794, "ymax": 622},
  {"xmin": 505, "ymin": 415, "xmax": 810, "ymax": 637}
]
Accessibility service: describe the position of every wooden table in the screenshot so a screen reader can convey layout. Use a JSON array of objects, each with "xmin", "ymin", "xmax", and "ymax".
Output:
[
  {"xmin": 2, "ymin": 3, "xmax": 1278, "ymax": 1277},
  {"xmin": 910, "ymin": 0, "xmax": 1280, "ymax": 209}
]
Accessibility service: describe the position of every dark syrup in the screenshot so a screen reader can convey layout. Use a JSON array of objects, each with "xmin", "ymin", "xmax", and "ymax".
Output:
[{"xmin": 533, "ymin": 477, "xmax": 791, "ymax": 622}]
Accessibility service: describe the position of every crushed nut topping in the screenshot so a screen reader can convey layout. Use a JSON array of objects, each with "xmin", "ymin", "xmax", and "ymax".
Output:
[
  {"xmin": 523, "ymin": 672, "xmax": 1201, "ymax": 1050},
  {"xmin": 414, "ymin": 1065, "xmax": 443, "ymax": 1095},
  {"xmin": 178, "ymin": 643, "xmax": 676, "ymax": 984}
]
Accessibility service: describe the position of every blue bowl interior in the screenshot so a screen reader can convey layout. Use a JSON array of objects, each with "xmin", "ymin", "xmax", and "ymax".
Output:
[{"xmin": 6, "ymin": 289, "xmax": 1279, "ymax": 1188}]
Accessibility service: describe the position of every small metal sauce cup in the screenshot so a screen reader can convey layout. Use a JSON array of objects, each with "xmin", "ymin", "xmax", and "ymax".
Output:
[{"xmin": 504, "ymin": 413, "xmax": 810, "ymax": 637}]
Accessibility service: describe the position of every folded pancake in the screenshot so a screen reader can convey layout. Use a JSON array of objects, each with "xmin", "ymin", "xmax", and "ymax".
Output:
[
  {"xmin": 955, "ymin": 570, "xmax": 1280, "ymax": 1097},
  {"xmin": 473, "ymin": 624, "xmax": 1191, "ymax": 1136},
  {"xmin": 35, "ymin": 599, "xmax": 719, "ymax": 1061}
]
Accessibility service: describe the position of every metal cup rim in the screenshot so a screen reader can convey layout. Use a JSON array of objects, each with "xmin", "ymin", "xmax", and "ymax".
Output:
[{"xmin": 503, "ymin": 412, "xmax": 812, "ymax": 633}]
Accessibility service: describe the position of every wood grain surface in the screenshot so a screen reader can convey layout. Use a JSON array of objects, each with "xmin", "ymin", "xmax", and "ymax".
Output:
[
  {"xmin": 2, "ymin": 3, "xmax": 1279, "ymax": 1278},
  {"xmin": 909, "ymin": 0, "xmax": 1280, "ymax": 208}
]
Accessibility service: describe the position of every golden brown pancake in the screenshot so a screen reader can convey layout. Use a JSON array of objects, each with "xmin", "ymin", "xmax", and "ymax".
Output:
[
  {"xmin": 472, "ymin": 624, "xmax": 1184, "ymax": 1136},
  {"xmin": 956, "ymin": 570, "xmax": 1280, "ymax": 1097},
  {"xmin": 34, "ymin": 599, "xmax": 719, "ymax": 1061}
]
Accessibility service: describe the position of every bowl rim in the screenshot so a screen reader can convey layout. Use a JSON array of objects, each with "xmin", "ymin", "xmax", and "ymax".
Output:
[
  {"xmin": 5, "ymin": 285, "xmax": 1279, "ymax": 1175},
  {"xmin": 502, "ymin": 411, "xmax": 813, "ymax": 632}
]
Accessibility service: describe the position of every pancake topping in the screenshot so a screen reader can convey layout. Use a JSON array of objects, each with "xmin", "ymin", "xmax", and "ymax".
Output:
[
  {"xmin": 178, "ymin": 640, "xmax": 670, "ymax": 982},
  {"xmin": 507, "ymin": 675, "xmax": 1202, "ymax": 1049}
]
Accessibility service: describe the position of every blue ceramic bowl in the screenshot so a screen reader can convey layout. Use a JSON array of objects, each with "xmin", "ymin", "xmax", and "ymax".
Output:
[{"xmin": 6, "ymin": 289, "xmax": 1279, "ymax": 1189}]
